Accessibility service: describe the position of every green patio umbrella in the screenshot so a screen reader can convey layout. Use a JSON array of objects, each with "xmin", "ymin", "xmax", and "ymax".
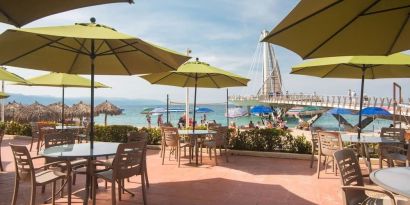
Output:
[
  {"xmin": 291, "ymin": 53, "xmax": 410, "ymax": 138},
  {"xmin": 14, "ymin": 72, "xmax": 109, "ymax": 128},
  {"xmin": 0, "ymin": 0, "xmax": 133, "ymax": 27},
  {"xmin": 141, "ymin": 58, "xmax": 250, "ymax": 132},
  {"xmin": 263, "ymin": 1, "xmax": 410, "ymax": 59},
  {"xmin": 0, "ymin": 18, "xmax": 190, "ymax": 151}
]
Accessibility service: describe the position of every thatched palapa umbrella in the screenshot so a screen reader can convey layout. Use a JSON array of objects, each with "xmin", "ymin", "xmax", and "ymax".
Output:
[
  {"xmin": 48, "ymin": 102, "xmax": 69, "ymax": 122},
  {"xmin": 68, "ymin": 101, "xmax": 91, "ymax": 124},
  {"xmin": 5, "ymin": 100, "xmax": 24, "ymax": 121},
  {"xmin": 15, "ymin": 101, "xmax": 59, "ymax": 122},
  {"xmin": 95, "ymin": 100, "xmax": 122, "ymax": 126}
]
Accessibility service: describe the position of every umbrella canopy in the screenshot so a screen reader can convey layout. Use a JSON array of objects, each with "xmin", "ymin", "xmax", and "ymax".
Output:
[
  {"xmin": 360, "ymin": 107, "xmax": 391, "ymax": 116},
  {"xmin": 0, "ymin": 66, "xmax": 27, "ymax": 83},
  {"xmin": 14, "ymin": 72, "xmax": 110, "ymax": 128},
  {"xmin": 15, "ymin": 101, "xmax": 58, "ymax": 122},
  {"xmin": 140, "ymin": 107, "xmax": 154, "ymax": 114},
  {"xmin": 327, "ymin": 108, "xmax": 353, "ymax": 115},
  {"xmin": 291, "ymin": 53, "xmax": 410, "ymax": 138},
  {"xmin": 0, "ymin": 0, "xmax": 133, "ymax": 27},
  {"xmin": 250, "ymin": 105, "xmax": 273, "ymax": 114},
  {"xmin": 5, "ymin": 100, "xmax": 23, "ymax": 120},
  {"xmin": 225, "ymin": 107, "xmax": 248, "ymax": 118},
  {"xmin": 141, "ymin": 59, "xmax": 250, "ymax": 133},
  {"xmin": 150, "ymin": 107, "xmax": 166, "ymax": 115},
  {"xmin": 18, "ymin": 72, "xmax": 109, "ymax": 88},
  {"xmin": 263, "ymin": 1, "xmax": 410, "ymax": 59},
  {"xmin": 95, "ymin": 100, "xmax": 122, "ymax": 126},
  {"xmin": 196, "ymin": 107, "xmax": 214, "ymax": 113},
  {"xmin": 0, "ymin": 91, "xmax": 9, "ymax": 99},
  {"xmin": 69, "ymin": 101, "xmax": 91, "ymax": 118},
  {"xmin": 0, "ymin": 18, "xmax": 190, "ymax": 158}
]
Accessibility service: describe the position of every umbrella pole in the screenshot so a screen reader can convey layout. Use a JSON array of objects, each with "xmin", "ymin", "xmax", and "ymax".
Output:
[
  {"xmin": 90, "ymin": 39, "xmax": 95, "ymax": 149},
  {"xmin": 167, "ymin": 94, "xmax": 169, "ymax": 124},
  {"xmin": 193, "ymin": 74, "xmax": 198, "ymax": 133},
  {"xmin": 226, "ymin": 89, "xmax": 229, "ymax": 127},
  {"xmin": 358, "ymin": 65, "xmax": 366, "ymax": 139},
  {"xmin": 62, "ymin": 85, "xmax": 64, "ymax": 129}
]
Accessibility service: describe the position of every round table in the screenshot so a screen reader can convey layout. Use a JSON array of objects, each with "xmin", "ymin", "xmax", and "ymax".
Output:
[
  {"xmin": 341, "ymin": 134, "xmax": 401, "ymax": 172},
  {"xmin": 178, "ymin": 129, "xmax": 216, "ymax": 165},
  {"xmin": 40, "ymin": 142, "xmax": 120, "ymax": 205},
  {"xmin": 370, "ymin": 167, "xmax": 410, "ymax": 198}
]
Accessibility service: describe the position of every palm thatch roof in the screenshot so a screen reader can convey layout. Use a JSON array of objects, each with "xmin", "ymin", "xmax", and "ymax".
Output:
[
  {"xmin": 95, "ymin": 100, "xmax": 122, "ymax": 116},
  {"xmin": 5, "ymin": 100, "xmax": 24, "ymax": 120},
  {"xmin": 15, "ymin": 101, "xmax": 59, "ymax": 122},
  {"xmin": 47, "ymin": 102, "xmax": 69, "ymax": 113},
  {"xmin": 68, "ymin": 101, "xmax": 91, "ymax": 118}
]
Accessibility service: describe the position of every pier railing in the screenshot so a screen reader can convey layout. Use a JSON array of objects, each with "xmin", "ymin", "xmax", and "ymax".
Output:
[{"xmin": 229, "ymin": 94, "xmax": 410, "ymax": 117}]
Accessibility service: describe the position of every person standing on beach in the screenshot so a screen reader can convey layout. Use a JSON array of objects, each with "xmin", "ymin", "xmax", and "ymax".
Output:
[
  {"xmin": 146, "ymin": 114, "xmax": 151, "ymax": 128},
  {"xmin": 157, "ymin": 114, "xmax": 163, "ymax": 127}
]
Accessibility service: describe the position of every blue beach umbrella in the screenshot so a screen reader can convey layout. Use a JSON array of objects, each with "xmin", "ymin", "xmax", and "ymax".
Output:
[
  {"xmin": 251, "ymin": 105, "xmax": 273, "ymax": 114},
  {"xmin": 360, "ymin": 107, "xmax": 391, "ymax": 116},
  {"xmin": 196, "ymin": 107, "xmax": 214, "ymax": 113},
  {"xmin": 327, "ymin": 108, "xmax": 353, "ymax": 115}
]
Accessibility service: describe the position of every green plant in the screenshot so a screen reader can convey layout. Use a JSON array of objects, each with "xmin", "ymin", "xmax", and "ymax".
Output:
[
  {"xmin": 0, "ymin": 121, "xmax": 32, "ymax": 136},
  {"xmin": 140, "ymin": 127, "xmax": 162, "ymax": 145},
  {"xmin": 94, "ymin": 125, "xmax": 137, "ymax": 142}
]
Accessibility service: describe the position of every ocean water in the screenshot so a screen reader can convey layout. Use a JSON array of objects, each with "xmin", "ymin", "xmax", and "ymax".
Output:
[{"xmin": 94, "ymin": 104, "xmax": 392, "ymax": 132}]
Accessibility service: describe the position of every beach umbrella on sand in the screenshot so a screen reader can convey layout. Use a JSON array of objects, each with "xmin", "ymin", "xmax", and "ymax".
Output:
[
  {"xmin": 225, "ymin": 107, "xmax": 248, "ymax": 118},
  {"xmin": 263, "ymin": 1, "xmax": 410, "ymax": 59},
  {"xmin": 141, "ymin": 58, "xmax": 250, "ymax": 133},
  {"xmin": 5, "ymin": 100, "xmax": 23, "ymax": 120},
  {"xmin": 360, "ymin": 107, "xmax": 391, "ymax": 117},
  {"xmin": 250, "ymin": 105, "xmax": 273, "ymax": 115},
  {"xmin": 291, "ymin": 53, "xmax": 410, "ymax": 138},
  {"xmin": 14, "ymin": 72, "xmax": 109, "ymax": 128},
  {"xmin": 0, "ymin": 0, "xmax": 133, "ymax": 27},
  {"xmin": 15, "ymin": 101, "xmax": 58, "ymax": 122},
  {"xmin": 95, "ymin": 100, "xmax": 122, "ymax": 126},
  {"xmin": 0, "ymin": 18, "xmax": 190, "ymax": 154}
]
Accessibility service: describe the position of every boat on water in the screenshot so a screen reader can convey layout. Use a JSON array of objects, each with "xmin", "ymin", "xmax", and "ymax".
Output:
[{"xmin": 140, "ymin": 107, "xmax": 185, "ymax": 114}]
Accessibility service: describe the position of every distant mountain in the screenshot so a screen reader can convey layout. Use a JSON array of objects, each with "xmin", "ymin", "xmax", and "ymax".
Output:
[{"xmin": 5, "ymin": 93, "xmax": 164, "ymax": 106}]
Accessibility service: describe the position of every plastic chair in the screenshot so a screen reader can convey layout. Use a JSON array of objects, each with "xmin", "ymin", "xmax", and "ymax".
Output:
[
  {"xmin": 127, "ymin": 131, "xmax": 149, "ymax": 187},
  {"xmin": 317, "ymin": 131, "xmax": 343, "ymax": 178},
  {"xmin": 379, "ymin": 128, "xmax": 407, "ymax": 168},
  {"xmin": 202, "ymin": 126, "xmax": 229, "ymax": 165},
  {"xmin": 161, "ymin": 127, "xmax": 191, "ymax": 167},
  {"xmin": 10, "ymin": 144, "xmax": 72, "ymax": 205}
]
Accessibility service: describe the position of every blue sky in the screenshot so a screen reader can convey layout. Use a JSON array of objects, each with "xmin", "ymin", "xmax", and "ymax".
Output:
[{"xmin": 1, "ymin": 0, "xmax": 410, "ymax": 103}]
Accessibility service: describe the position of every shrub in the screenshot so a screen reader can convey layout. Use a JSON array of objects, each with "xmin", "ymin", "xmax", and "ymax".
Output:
[
  {"xmin": 0, "ymin": 121, "xmax": 32, "ymax": 136},
  {"xmin": 229, "ymin": 128, "xmax": 312, "ymax": 154},
  {"xmin": 94, "ymin": 125, "xmax": 137, "ymax": 142},
  {"xmin": 139, "ymin": 127, "xmax": 161, "ymax": 145}
]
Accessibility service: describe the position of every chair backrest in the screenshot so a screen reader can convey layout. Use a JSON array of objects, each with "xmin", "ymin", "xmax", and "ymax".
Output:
[
  {"xmin": 380, "ymin": 127, "xmax": 405, "ymax": 142},
  {"xmin": 161, "ymin": 127, "xmax": 179, "ymax": 147},
  {"xmin": 317, "ymin": 131, "xmax": 343, "ymax": 156},
  {"xmin": 0, "ymin": 128, "xmax": 4, "ymax": 145},
  {"xmin": 310, "ymin": 127, "xmax": 322, "ymax": 140},
  {"xmin": 334, "ymin": 149, "xmax": 366, "ymax": 205},
  {"xmin": 30, "ymin": 122, "xmax": 39, "ymax": 137},
  {"xmin": 208, "ymin": 123, "xmax": 221, "ymax": 130},
  {"xmin": 10, "ymin": 144, "xmax": 35, "ymax": 180},
  {"xmin": 44, "ymin": 131, "xmax": 75, "ymax": 148},
  {"xmin": 210, "ymin": 126, "xmax": 228, "ymax": 146},
  {"xmin": 162, "ymin": 122, "xmax": 173, "ymax": 127},
  {"xmin": 112, "ymin": 141, "xmax": 145, "ymax": 179},
  {"xmin": 127, "ymin": 131, "xmax": 148, "ymax": 143}
]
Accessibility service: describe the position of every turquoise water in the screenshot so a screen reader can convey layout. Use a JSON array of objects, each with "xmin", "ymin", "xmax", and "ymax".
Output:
[{"xmin": 94, "ymin": 104, "xmax": 392, "ymax": 131}]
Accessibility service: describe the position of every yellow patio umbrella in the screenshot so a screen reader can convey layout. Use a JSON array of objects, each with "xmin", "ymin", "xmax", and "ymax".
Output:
[
  {"xmin": 14, "ymin": 72, "xmax": 110, "ymax": 128},
  {"xmin": 291, "ymin": 53, "xmax": 410, "ymax": 138},
  {"xmin": 141, "ymin": 58, "xmax": 250, "ymax": 132},
  {"xmin": 0, "ymin": 18, "xmax": 190, "ymax": 149},
  {"xmin": 0, "ymin": 0, "xmax": 133, "ymax": 27},
  {"xmin": 0, "ymin": 91, "xmax": 9, "ymax": 99},
  {"xmin": 263, "ymin": 1, "xmax": 410, "ymax": 59}
]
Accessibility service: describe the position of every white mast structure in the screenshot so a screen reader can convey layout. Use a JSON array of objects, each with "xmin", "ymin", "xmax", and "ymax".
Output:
[{"xmin": 259, "ymin": 30, "xmax": 282, "ymax": 97}]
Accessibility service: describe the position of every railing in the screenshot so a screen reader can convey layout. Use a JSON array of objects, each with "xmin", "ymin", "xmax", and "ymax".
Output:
[{"xmin": 229, "ymin": 94, "xmax": 410, "ymax": 117}]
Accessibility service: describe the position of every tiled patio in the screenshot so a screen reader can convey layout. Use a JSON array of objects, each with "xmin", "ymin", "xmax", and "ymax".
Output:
[{"xmin": 0, "ymin": 137, "xmax": 343, "ymax": 205}]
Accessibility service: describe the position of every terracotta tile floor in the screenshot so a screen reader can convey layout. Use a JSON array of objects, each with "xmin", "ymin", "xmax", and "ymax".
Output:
[{"xmin": 0, "ymin": 138, "xmax": 343, "ymax": 205}]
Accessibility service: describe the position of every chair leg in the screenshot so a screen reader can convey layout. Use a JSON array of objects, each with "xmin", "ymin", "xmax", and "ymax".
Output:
[
  {"xmin": 214, "ymin": 146, "xmax": 217, "ymax": 165},
  {"xmin": 11, "ymin": 178, "xmax": 19, "ymax": 205},
  {"xmin": 112, "ymin": 180, "xmax": 116, "ymax": 205},
  {"xmin": 72, "ymin": 172, "xmax": 76, "ymax": 185},
  {"xmin": 60, "ymin": 179, "xmax": 64, "ymax": 198},
  {"xmin": 144, "ymin": 160, "xmax": 149, "ymax": 188},
  {"xmin": 141, "ymin": 173, "xmax": 147, "ymax": 205},
  {"xmin": 162, "ymin": 146, "xmax": 166, "ymax": 165},
  {"xmin": 225, "ymin": 146, "xmax": 229, "ymax": 163},
  {"xmin": 30, "ymin": 183, "xmax": 36, "ymax": 205},
  {"xmin": 51, "ymin": 181, "xmax": 56, "ymax": 205},
  {"xmin": 178, "ymin": 145, "xmax": 181, "ymax": 167},
  {"xmin": 118, "ymin": 179, "xmax": 122, "ymax": 201},
  {"xmin": 92, "ymin": 177, "xmax": 97, "ymax": 205},
  {"xmin": 67, "ymin": 175, "xmax": 71, "ymax": 204},
  {"xmin": 200, "ymin": 144, "xmax": 203, "ymax": 164},
  {"xmin": 0, "ymin": 151, "xmax": 3, "ymax": 171},
  {"xmin": 310, "ymin": 147, "xmax": 315, "ymax": 168},
  {"xmin": 317, "ymin": 154, "xmax": 321, "ymax": 179}
]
